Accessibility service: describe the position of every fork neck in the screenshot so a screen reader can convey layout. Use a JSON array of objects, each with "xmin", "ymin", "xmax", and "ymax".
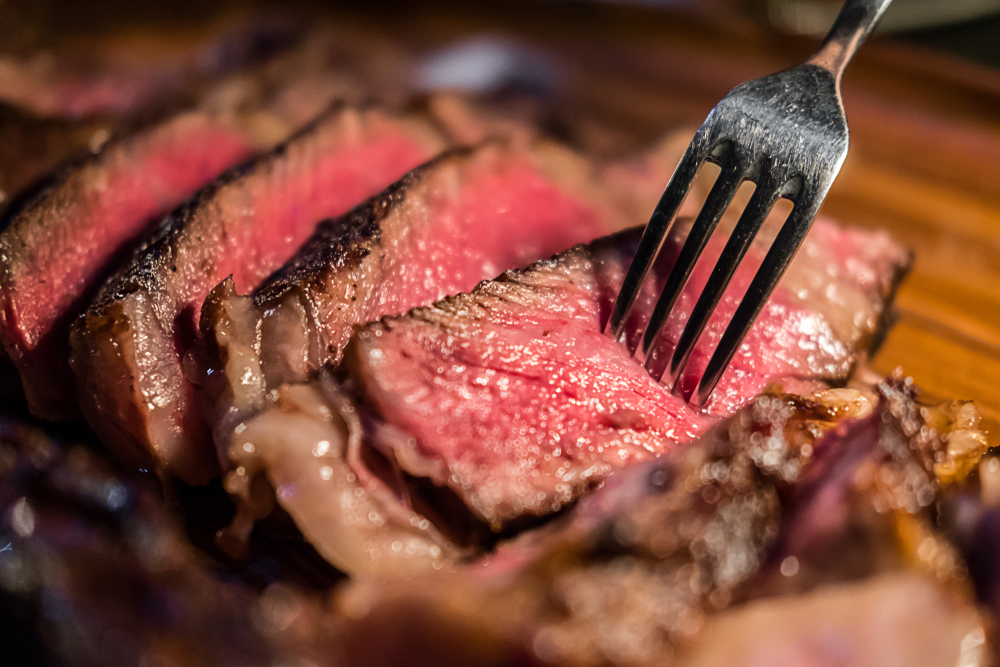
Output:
[{"xmin": 807, "ymin": 0, "xmax": 893, "ymax": 80}]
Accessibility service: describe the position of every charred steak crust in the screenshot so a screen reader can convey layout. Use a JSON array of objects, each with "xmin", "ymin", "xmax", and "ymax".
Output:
[
  {"xmin": 332, "ymin": 379, "xmax": 988, "ymax": 667},
  {"xmin": 70, "ymin": 102, "xmax": 444, "ymax": 484},
  {"xmin": 254, "ymin": 144, "xmax": 477, "ymax": 304}
]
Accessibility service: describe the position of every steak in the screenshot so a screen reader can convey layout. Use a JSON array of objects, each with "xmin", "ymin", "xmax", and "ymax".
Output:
[
  {"xmin": 0, "ymin": 108, "xmax": 278, "ymax": 421},
  {"xmin": 197, "ymin": 139, "xmax": 627, "ymax": 468},
  {"xmin": 332, "ymin": 380, "xmax": 987, "ymax": 667},
  {"xmin": 70, "ymin": 104, "xmax": 447, "ymax": 485},
  {"xmin": 228, "ymin": 218, "xmax": 909, "ymax": 574}
]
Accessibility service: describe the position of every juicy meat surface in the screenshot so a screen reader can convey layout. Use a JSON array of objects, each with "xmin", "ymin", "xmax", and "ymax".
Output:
[
  {"xmin": 70, "ymin": 105, "xmax": 444, "ymax": 484},
  {"xmin": 343, "ymin": 219, "xmax": 910, "ymax": 526},
  {"xmin": 199, "ymin": 140, "xmax": 626, "ymax": 464},
  {"xmin": 229, "ymin": 218, "xmax": 909, "ymax": 574},
  {"xmin": 0, "ymin": 110, "xmax": 271, "ymax": 420}
]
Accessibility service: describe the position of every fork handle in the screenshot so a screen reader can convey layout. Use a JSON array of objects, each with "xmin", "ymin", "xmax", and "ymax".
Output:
[{"xmin": 808, "ymin": 0, "xmax": 893, "ymax": 79}]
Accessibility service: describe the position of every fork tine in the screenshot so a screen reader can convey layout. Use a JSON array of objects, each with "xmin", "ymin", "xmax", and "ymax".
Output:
[
  {"xmin": 690, "ymin": 192, "xmax": 822, "ymax": 408},
  {"xmin": 634, "ymin": 155, "xmax": 745, "ymax": 361},
  {"xmin": 654, "ymin": 182, "xmax": 781, "ymax": 387},
  {"xmin": 604, "ymin": 133, "xmax": 710, "ymax": 342}
]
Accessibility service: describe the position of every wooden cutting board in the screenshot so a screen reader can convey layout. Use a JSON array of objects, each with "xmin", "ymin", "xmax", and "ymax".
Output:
[{"xmin": 353, "ymin": 2, "xmax": 1000, "ymax": 426}]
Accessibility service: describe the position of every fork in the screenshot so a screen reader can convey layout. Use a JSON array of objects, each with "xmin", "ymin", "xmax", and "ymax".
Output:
[{"xmin": 604, "ymin": 0, "xmax": 892, "ymax": 408}]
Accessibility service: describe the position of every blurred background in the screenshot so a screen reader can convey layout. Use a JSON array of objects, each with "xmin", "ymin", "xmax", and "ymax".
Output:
[{"xmin": 1, "ymin": 0, "xmax": 998, "ymax": 70}]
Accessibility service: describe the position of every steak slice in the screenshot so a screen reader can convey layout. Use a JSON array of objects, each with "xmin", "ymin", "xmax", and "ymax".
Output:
[
  {"xmin": 0, "ymin": 108, "xmax": 281, "ymax": 421},
  {"xmin": 198, "ymin": 139, "xmax": 627, "ymax": 465},
  {"xmin": 343, "ymin": 219, "xmax": 909, "ymax": 526},
  {"xmin": 228, "ymin": 217, "xmax": 909, "ymax": 575},
  {"xmin": 70, "ymin": 105, "xmax": 446, "ymax": 485}
]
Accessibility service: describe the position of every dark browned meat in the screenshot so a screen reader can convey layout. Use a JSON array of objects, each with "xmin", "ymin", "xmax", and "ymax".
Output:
[
  {"xmin": 70, "ymin": 104, "xmax": 447, "ymax": 485},
  {"xmin": 332, "ymin": 379, "xmax": 986, "ymax": 667},
  {"xmin": 197, "ymin": 139, "xmax": 628, "ymax": 473},
  {"xmin": 228, "ymin": 217, "xmax": 909, "ymax": 575},
  {"xmin": 0, "ymin": 413, "xmax": 344, "ymax": 667}
]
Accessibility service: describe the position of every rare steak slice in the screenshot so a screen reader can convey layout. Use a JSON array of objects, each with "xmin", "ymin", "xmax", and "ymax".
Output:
[
  {"xmin": 0, "ymin": 108, "xmax": 280, "ymax": 421},
  {"xmin": 70, "ymin": 105, "xmax": 446, "ymax": 485},
  {"xmin": 343, "ymin": 218, "xmax": 909, "ymax": 526},
  {"xmin": 198, "ymin": 140, "xmax": 627, "ymax": 464},
  {"xmin": 228, "ymin": 217, "xmax": 909, "ymax": 574}
]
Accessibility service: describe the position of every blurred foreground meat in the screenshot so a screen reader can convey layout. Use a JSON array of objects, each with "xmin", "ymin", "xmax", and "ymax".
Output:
[
  {"xmin": 70, "ymin": 104, "xmax": 447, "ymax": 485},
  {"xmin": 3, "ymin": 378, "xmax": 994, "ymax": 667},
  {"xmin": 198, "ymin": 139, "xmax": 626, "ymax": 472},
  {"xmin": 332, "ymin": 379, "xmax": 989, "ymax": 667},
  {"xmin": 229, "ymin": 218, "xmax": 909, "ymax": 575},
  {"xmin": 0, "ymin": 413, "xmax": 346, "ymax": 667}
]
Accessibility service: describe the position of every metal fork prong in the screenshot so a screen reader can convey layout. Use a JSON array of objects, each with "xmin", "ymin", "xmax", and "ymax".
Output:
[
  {"xmin": 634, "ymin": 158, "xmax": 745, "ymax": 362},
  {"xmin": 691, "ymin": 193, "xmax": 822, "ymax": 408},
  {"xmin": 604, "ymin": 136, "xmax": 709, "ymax": 342},
  {"xmin": 655, "ymin": 183, "xmax": 782, "ymax": 387}
]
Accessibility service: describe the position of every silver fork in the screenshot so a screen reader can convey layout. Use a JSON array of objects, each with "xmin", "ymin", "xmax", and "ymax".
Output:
[{"xmin": 604, "ymin": 0, "xmax": 892, "ymax": 408}]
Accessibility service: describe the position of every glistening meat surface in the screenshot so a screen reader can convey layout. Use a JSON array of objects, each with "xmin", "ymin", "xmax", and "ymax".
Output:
[
  {"xmin": 198, "ymin": 140, "xmax": 625, "ymax": 466},
  {"xmin": 70, "ymin": 105, "xmax": 444, "ymax": 484},
  {"xmin": 345, "ymin": 219, "xmax": 909, "ymax": 526},
  {"xmin": 230, "ymin": 218, "xmax": 909, "ymax": 574}
]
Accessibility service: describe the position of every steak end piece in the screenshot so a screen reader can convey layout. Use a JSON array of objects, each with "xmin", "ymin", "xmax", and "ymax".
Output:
[
  {"xmin": 70, "ymin": 104, "xmax": 445, "ymax": 484},
  {"xmin": 333, "ymin": 379, "xmax": 987, "ymax": 667},
  {"xmin": 0, "ymin": 109, "xmax": 275, "ymax": 421},
  {"xmin": 198, "ymin": 139, "xmax": 628, "ymax": 468}
]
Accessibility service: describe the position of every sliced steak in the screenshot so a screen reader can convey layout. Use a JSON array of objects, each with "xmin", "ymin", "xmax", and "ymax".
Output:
[
  {"xmin": 71, "ymin": 105, "xmax": 446, "ymax": 485},
  {"xmin": 228, "ymin": 218, "xmax": 909, "ymax": 575},
  {"xmin": 198, "ymin": 140, "xmax": 627, "ymax": 467},
  {"xmin": 333, "ymin": 380, "xmax": 986, "ymax": 667},
  {"xmin": 0, "ymin": 108, "xmax": 282, "ymax": 421}
]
